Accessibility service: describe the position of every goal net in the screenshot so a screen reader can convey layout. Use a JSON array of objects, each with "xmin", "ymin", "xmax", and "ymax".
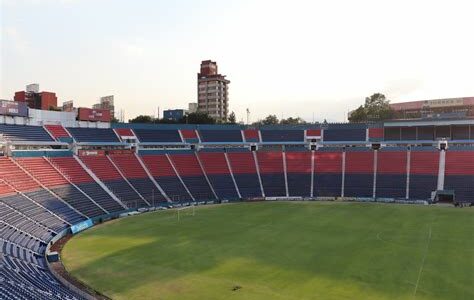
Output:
[{"xmin": 176, "ymin": 205, "xmax": 195, "ymax": 221}]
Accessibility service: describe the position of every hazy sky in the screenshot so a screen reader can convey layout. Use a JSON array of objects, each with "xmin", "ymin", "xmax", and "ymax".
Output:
[{"xmin": 1, "ymin": 0, "xmax": 474, "ymax": 122}]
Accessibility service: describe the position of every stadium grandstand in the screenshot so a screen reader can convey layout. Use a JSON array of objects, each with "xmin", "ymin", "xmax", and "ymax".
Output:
[{"xmin": 0, "ymin": 117, "xmax": 473, "ymax": 299}]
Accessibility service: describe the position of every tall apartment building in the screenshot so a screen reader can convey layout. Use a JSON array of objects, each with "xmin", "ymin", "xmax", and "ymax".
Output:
[{"xmin": 197, "ymin": 60, "xmax": 230, "ymax": 120}]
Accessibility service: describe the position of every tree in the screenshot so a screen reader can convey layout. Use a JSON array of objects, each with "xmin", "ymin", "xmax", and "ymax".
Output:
[
  {"xmin": 227, "ymin": 112, "xmax": 236, "ymax": 124},
  {"xmin": 280, "ymin": 117, "xmax": 307, "ymax": 125},
  {"xmin": 261, "ymin": 114, "xmax": 279, "ymax": 125},
  {"xmin": 111, "ymin": 117, "xmax": 120, "ymax": 123},
  {"xmin": 129, "ymin": 115, "xmax": 155, "ymax": 123},
  {"xmin": 348, "ymin": 105, "xmax": 367, "ymax": 123},
  {"xmin": 348, "ymin": 93, "xmax": 395, "ymax": 122},
  {"xmin": 180, "ymin": 112, "xmax": 215, "ymax": 124}
]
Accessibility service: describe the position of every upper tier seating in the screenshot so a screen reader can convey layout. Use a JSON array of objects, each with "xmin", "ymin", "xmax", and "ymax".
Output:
[
  {"xmin": 140, "ymin": 154, "xmax": 192, "ymax": 202},
  {"xmin": 243, "ymin": 129, "xmax": 259, "ymax": 142},
  {"xmin": 226, "ymin": 152, "xmax": 262, "ymax": 198},
  {"xmin": 444, "ymin": 149, "xmax": 474, "ymax": 203},
  {"xmin": 376, "ymin": 149, "xmax": 407, "ymax": 198},
  {"xmin": 168, "ymin": 153, "xmax": 216, "ymax": 200},
  {"xmin": 67, "ymin": 127, "xmax": 120, "ymax": 143},
  {"xmin": 260, "ymin": 130, "xmax": 304, "ymax": 142},
  {"xmin": 44, "ymin": 124, "xmax": 71, "ymax": 140},
  {"xmin": 197, "ymin": 152, "xmax": 239, "ymax": 199},
  {"xmin": 344, "ymin": 149, "xmax": 374, "ymax": 198},
  {"xmin": 80, "ymin": 156, "xmax": 149, "ymax": 207},
  {"xmin": 257, "ymin": 151, "xmax": 286, "ymax": 197},
  {"xmin": 285, "ymin": 151, "xmax": 312, "ymax": 197},
  {"xmin": 324, "ymin": 128, "xmax": 366, "ymax": 142},
  {"xmin": 0, "ymin": 124, "xmax": 54, "ymax": 142},
  {"xmin": 199, "ymin": 130, "xmax": 243, "ymax": 143},
  {"xmin": 110, "ymin": 154, "xmax": 166, "ymax": 204},
  {"xmin": 134, "ymin": 129, "xmax": 182, "ymax": 143},
  {"xmin": 314, "ymin": 150, "xmax": 343, "ymax": 197},
  {"xmin": 409, "ymin": 148, "xmax": 439, "ymax": 200},
  {"xmin": 180, "ymin": 129, "xmax": 199, "ymax": 142}
]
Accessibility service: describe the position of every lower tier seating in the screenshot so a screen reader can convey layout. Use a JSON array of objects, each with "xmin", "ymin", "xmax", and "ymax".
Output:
[
  {"xmin": 51, "ymin": 185, "xmax": 106, "ymax": 218},
  {"xmin": 76, "ymin": 182, "xmax": 125, "ymax": 212},
  {"xmin": 23, "ymin": 190, "xmax": 85, "ymax": 225}
]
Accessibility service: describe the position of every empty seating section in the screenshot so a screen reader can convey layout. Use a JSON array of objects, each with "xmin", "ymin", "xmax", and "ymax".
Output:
[
  {"xmin": 110, "ymin": 154, "xmax": 166, "ymax": 204},
  {"xmin": 376, "ymin": 150, "xmax": 407, "ymax": 198},
  {"xmin": 134, "ymin": 129, "xmax": 182, "ymax": 143},
  {"xmin": 227, "ymin": 152, "xmax": 262, "ymax": 198},
  {"xmin": 80, "ymin": 156, "xmax": 148, "ymax": 207},
  {"xmin": 0, "ymin": 157, "xmax": 41, "ymax": 192},
  {"xmin": 15, "ymin": 157, "xmax": 69, "ymax": 188},
  {"xmin": 324, "ymin": 128, "xmax": 366, "ymax": 142},
  {"xmin": 169, "ymin": 153, "xmax": 215, "ymax": 200},
  {"xmin": 140, "ymin": 154, "xmax": 192, "ymax": 201},
  {"xmin": 198, "ymin": 152, "xmax": 239, "ymax": 199},
  {"xmin": 199, "ymin": 130, "xmax": 243, "ymax": 143},
  {"xmin": 1, "ymin": 194, "xmax": 68, "ymax": 232},
  {"xmin": 49, "ymin": 157, "xmax": 124, "ymax": 213},
  {"xmin": 0, "ymin": 203, "xmax": 54, "ymax": 242},
  {"xmin": 1, "ymin": 254, "xmax": 82, "ymax": 299},
  {"xmin": 16, "ymin": 157, "xmax": 106, "ymax": 218},
  {"xmin": 0, "ymin": 124, "xmax": 54, "ymax": 142},
  {"xmin": 44, "ymin": 124, "xmax": 70, "ymax": 139},
  {"xmin": 257, "ymin": 151, "xmax": 286, "ymax": 196},
  {"xmin": 306, "ymin": 129, "xmax": 321, "ymax": 137},
  {"xmin": 286, "ymin": 151, "xmax": 312, "ymax": 197},
  {"xmin": 180, "ymin": 129, "xmax": 199, "ymax": 143},
  {"xmin": 344, "ymin": 149, "xmax": 374, "ymax": 198},
  {"xmin": 444, "ymin": 150, "xmax": 474, "ymax": 203},
  {"xmin": 0, "ymin": 181, "xmax": 15, "ymax": 197},
  {"xmin": 115, "ymin": 128, "xmax": 135, "ymax": 138},
  {"xmin": 243, "ymin": 129, "xmax": 259, "ymax": 142},
  {"xmin": 314, "ymin": 150, "xmax": 342, "ymax": 197},
  {"xmin": 67, "ymin": 127, "xmax": 120, "ymax": 143},
  {"xmin": 368, "ymin": 128, "xmax": 384, "ymax": 141},
  {"xmin": 409, "ymin": 149, "xmax": 439, "ymax": 200},
  {"xmin": 261, "ymin": 130, "xmax": 304, "ymax": 142},
  {"xmin": 49, "ymin": 157, "xmax": 93, "ymax": 184},
  {"xmin": 23, "ymin": 189, "xmax": 84, "ymax": 225}
]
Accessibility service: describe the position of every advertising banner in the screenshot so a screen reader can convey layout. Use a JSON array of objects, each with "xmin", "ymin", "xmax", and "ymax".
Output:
[
  {"xmin": 70, "ymin": 219, "xmax": 93, "ymax": 234},
  {"xmin": 78, "ymin": 107, "xmax": 111, "ymax": 122},
  {"xmin": 0, "ymin": 100, "xmax": 28, "ymax": 117}
]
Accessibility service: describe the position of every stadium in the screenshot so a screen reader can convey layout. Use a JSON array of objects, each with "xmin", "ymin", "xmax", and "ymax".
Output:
[{"xmin": 0, "ymin": 118, "xmax": 473, "ymax": 299}]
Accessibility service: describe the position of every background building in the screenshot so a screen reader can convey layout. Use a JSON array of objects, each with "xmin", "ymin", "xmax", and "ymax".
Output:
[
  {"xmin": 62, "ymin": 100, "xmax": 74, "ymax": 112},
  {"xmin": 93, "ymin": 95, "xmax": 115, "ymax": 119},
  {"xmin": 197, "ymin": 60, "xmax": 230, "ymax": 120},
  {"xmin": 390, "ymin": 97, "xmax": 474, "ymax": 119},
  {"xmin": 163, "ymin": 109, "xmax": 187, "ymax": 121},
  {"xmin": 14, "ymin": 84, "xmax": 58, "ymax": 110},
  {"xmin": 188, "ymin": 102, "xmax": 198, "ymax": 113}
]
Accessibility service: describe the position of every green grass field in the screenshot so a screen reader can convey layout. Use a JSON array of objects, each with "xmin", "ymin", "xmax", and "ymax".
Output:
[{"xmin": 62, "ymin": 202, "xmax": 473, "ymax": 300}]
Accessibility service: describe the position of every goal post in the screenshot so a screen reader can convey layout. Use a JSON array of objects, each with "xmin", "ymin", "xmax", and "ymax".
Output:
[{"xmin": 177, "ymin": 204, "xmax": 195, "ymax": 221}]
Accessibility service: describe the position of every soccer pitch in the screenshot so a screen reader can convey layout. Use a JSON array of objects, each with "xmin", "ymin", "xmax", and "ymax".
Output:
[{"xmin": 62, "ymin": 202, "xmax": 473, "ymax": 300}]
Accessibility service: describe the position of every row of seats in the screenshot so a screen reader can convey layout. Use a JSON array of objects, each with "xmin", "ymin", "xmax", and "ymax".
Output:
[{"xmin": 3, "ymin": 123, "xmax": 474, "ymax": 144}]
